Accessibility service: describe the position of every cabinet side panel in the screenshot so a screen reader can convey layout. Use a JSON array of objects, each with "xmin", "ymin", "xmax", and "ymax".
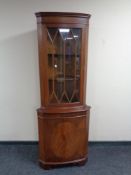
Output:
[
  {"xmin": 38, "ymin": 115, "xmax": 45, "ymax": 160},
  {"xmin": 80, "ymin": 26, "xmax": 89, "ymax": 104},
  {"xmin": 37, "ymin": 23, "xmax": 49, "ymax": 106}
]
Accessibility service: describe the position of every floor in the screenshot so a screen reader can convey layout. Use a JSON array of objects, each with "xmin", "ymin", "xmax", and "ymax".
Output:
[{"xmin": 0, "ymin": 142, "xmax": 131, "ymax": 175}]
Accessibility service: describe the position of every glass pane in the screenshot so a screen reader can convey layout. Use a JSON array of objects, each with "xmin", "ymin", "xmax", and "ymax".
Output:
[{"xmin": 47, "ymin": 27, "xmax": 81, "ymax": 104}]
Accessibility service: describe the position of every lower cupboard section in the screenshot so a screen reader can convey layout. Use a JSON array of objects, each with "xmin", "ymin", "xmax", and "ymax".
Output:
[{"xmin": 37, "ymin": 110, "xmax": 90, "ymax": 167}]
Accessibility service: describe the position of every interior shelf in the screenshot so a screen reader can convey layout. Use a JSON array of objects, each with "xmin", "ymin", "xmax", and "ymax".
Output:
[{"xmin": 48, "ymin": 54, "xmax": 80, "ymax": 57}]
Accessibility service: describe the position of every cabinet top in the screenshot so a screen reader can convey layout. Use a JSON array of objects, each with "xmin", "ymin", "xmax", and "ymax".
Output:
[{"xmin": 35, "ymin": 12, "xmax": 91, "ymax": 19}]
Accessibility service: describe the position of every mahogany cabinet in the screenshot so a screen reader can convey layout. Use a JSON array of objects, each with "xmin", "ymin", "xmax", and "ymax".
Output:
[{"xmin": 35, "ymin": 12, "xmax": 91, "ymax": 169}]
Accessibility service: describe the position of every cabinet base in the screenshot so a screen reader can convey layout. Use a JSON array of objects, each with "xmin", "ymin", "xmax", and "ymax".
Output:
[
  {"xmin": 37, "ymin": 105, "xmax": 90, "ymax": 170},
  {"xmin": 39, "ymin": 157, "xmax": 88, "ymax": 170}
]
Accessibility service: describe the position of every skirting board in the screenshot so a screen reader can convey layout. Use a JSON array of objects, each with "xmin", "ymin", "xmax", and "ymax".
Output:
[{"xmin": 0, "ymin": 141, "xmax": 131, "ymax": 146}]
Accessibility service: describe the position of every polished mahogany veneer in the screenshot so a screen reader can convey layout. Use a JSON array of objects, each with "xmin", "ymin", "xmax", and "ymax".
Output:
[{"xmin": 35, "ymin": 12, "xmax": 91, "ymax": 169}]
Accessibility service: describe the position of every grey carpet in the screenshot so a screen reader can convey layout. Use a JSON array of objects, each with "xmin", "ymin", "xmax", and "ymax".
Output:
[{"xmin": 0, "ymin": 143, "xmax": 131, "ymax": 175}]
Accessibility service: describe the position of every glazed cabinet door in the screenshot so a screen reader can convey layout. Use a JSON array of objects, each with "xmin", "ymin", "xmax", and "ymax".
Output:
[
  {"xmin": 38, "ymin": 25, "xmax": 88, "ymax": 106},
  {"xmin": 47, "ymin": 27, "xmax": 82, "ymax": 104}
]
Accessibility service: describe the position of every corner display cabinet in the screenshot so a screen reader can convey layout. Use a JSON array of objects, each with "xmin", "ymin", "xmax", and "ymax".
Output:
[{"xmin": 35, "ymin": 12, "xmax": 91, "ymax": 169}]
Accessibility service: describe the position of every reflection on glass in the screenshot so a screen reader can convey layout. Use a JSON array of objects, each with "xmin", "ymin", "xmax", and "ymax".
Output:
[{"xmin": 47, "ymin": 28, "xmax": 81, "ymax": 104}]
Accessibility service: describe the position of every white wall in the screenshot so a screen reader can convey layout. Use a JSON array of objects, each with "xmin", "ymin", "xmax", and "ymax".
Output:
[{"xmin": 0, "ymin": 0, "xmax": 131, "ymax": 141}]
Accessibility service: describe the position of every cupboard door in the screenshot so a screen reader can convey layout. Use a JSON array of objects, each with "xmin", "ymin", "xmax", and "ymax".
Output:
[{"xmin": 40, "ymin": 113, "xmax": 89, "ymax": 162}]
